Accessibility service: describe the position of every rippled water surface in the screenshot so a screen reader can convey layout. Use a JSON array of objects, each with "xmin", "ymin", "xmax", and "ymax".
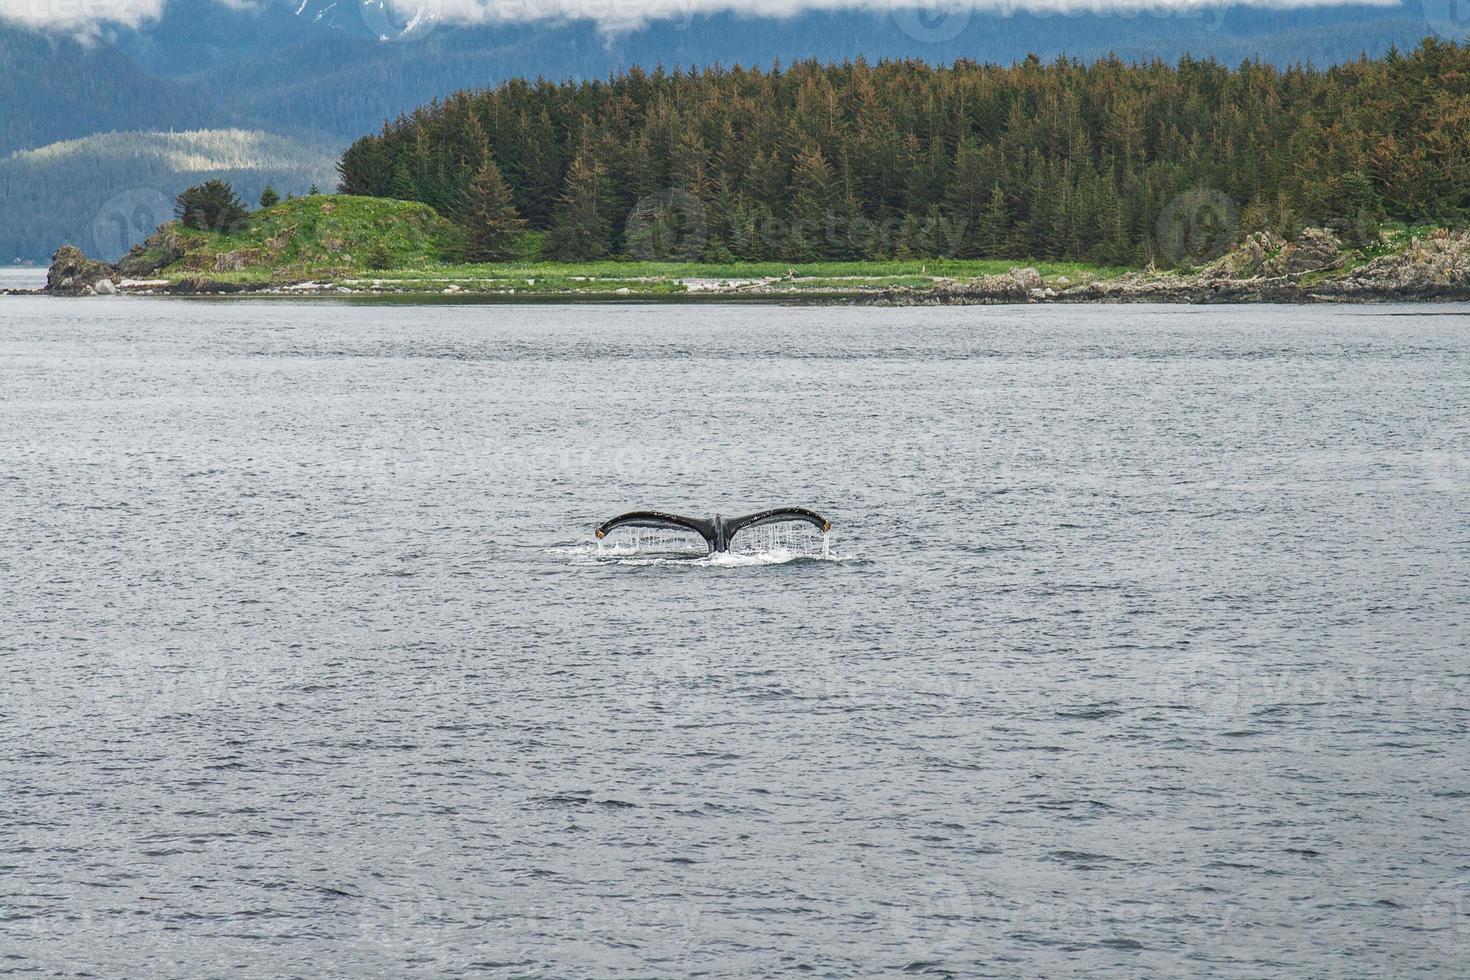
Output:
[
  {"xmin": 3, "ymin": 299, "xmax": 1468, "ymax": 977},
  {"xmin": 0, "ymin": 269, "xmax": 45, "ymax": 291}
]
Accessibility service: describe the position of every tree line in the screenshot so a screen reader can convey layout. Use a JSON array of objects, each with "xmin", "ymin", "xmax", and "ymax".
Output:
[{"xmin": 337, "ymin": 40, "xmax": 1470, "ymax": 265}]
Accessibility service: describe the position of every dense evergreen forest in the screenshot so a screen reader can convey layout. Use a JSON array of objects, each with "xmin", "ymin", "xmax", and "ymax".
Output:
[{"xmin": 337, "ymin": 41, "xmax": 1470, "ymax": 265}]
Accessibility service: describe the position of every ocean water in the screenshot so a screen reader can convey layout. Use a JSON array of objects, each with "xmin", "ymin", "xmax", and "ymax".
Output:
[
  {"xmin": 1, "ymin": 298, "xmax": 1467, "ymax": 977},
  {"xmin": 0, "ymin": 269, "xmax": 45, "ymax": 291}
]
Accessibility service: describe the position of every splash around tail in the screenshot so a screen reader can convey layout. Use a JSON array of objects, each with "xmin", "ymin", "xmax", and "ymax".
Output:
[{"xmin": 595, "ymin": 507, "xmax": 831, "ymax": 555}]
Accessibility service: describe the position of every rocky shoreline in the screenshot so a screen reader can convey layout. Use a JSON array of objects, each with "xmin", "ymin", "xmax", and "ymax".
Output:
[
  {"xmin": 29, "ymin": 228, "xmax": 1470, "ymax": 305},
  {"xmin": 878, "ymin": 229, "xmax": 1470, "ymax": 305}
]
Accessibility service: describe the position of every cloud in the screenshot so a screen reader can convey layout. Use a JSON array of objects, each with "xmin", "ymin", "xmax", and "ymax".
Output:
[
  {"xmin": 0, "ymin": 0, "xmax": 163, "ymax": 31},
  {"xmin": 0, "ymin": 0, "xmax": 1401, "ymax": 35},
  {"xmin": 385, "ymin": 0, "xmax": 1400, "ymax": 34}
]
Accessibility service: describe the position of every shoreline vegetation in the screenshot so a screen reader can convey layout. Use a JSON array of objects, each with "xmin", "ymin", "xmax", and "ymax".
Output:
[
  {"xmin": 24, "ymin": 195, "xmax": 1470, "ymax": 304},
  {"xmin": 18, "ymin": 41, "xmax": 1470, "ymax": 304}
]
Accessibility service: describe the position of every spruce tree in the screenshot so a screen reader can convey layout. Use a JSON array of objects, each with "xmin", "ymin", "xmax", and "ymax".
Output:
[
  {"xmin": 944, "ymin": 138, "xmax": 990, "ymax": 258},
  {"xmin": 978, "ymin": 184, "xmax": 1011, "ymax": 257},
  {"xmin": 390, "ymin": 161, "xmax": 417, "ymax": 201},
  {"xmin": 175, "ymin": 180, "xmax": 248, "ymax": 233},
  {"xmin": 517, "ymin": 111, "xmax": 564, "ymax": 227},
  {"xmin": 460, "ymin": 158, "xmax": 527, "ymax": 262},
  {"xmin": 787, "ymin": 146, "xmax": 837, "ymax": 260},
  {"xmin": 548, "ymin": 154, "xmax": 612, "ymax": 261}
]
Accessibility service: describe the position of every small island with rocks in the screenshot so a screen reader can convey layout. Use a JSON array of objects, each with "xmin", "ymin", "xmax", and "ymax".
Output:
[{"xmin": 19, "ymin": 192, "xmax": 1470, "ymax": 305}]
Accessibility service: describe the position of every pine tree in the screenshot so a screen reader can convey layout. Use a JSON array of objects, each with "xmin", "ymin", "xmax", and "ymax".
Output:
[
  {"xmin": 893, "ymin": 214, "xmax": 923, "ymax": 260},
  {"xmin": 460, "ymin": 158, "xmax": 527, "ymax": 262},
  {"xmin": 944, "ymin": 138, "xmax": 991, "ymax": 258},
  {"xmin": 978, "ymin": 184, "xmax": 1010, "ymax": 257},
  {"xmin": 743, "ymin": 149, "xmax": 787, "ymax": 210},
  {"xmin": 390, "ymin": 161, "xmax": 417, "ymax": 201},
  {"xmin": 337, "ymin": 134, "xmax": 393, "ymax": 197},
  {"xmin": 726, "ymin": 199, "xmax": 769, "ymax": 261},
  {"xmin": 787, "ymin": 145, "xmax": 838, "ymax": 260},
  {"xmin": 516, "ymin": 110, "xmax": 564, "ymax": 227},
  {"xmin": 612, "ymin": 132, "xmax": 658, "ymax": 223},
  {"xmin": 175, "ymin": 180, "xmax": 248, "ymax": 233},
  {"xmin": 258, "ymin": 185, "xmax": 281, "ymax": 209},
  {"xmin": 548, "ymin": 154, "xmax": 612, "ymax": 260}
]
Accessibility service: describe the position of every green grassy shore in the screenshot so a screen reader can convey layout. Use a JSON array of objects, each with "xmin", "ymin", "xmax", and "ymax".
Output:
[
  {"xmin": 68, "ymin": 194, "xmax": 1458, "ymax": 304},
  {"xmin": 126, "ymin": 195, "xmax": 1131, "ymax": 297}
]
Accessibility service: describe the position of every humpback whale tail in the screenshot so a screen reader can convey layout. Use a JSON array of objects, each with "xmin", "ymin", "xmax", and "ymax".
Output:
[{"xmin": 595, "ymin": 507, "xmax": 831, "ymax": 554}]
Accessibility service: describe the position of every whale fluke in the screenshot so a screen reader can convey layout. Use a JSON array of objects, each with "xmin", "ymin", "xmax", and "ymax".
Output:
[{"xmin": 596, "ymin": 508, "xmax": 831, "ymax": 553}]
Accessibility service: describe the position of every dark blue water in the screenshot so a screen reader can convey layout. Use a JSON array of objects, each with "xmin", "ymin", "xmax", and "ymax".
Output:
[{"xmin": 2, "ymin": 299, "xmax": 1467, "ymax": 976}]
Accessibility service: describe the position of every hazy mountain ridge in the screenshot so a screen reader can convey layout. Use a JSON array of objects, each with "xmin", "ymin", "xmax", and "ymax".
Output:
[
  {"xmin": 190, "ymin": 5, "xmax": 1445, "ymax": 133},
  {"xmin": 9, "ymin": 128, "xmax": 334, "ymax": 170},
  {"xmin": 0, "ymin": 129, "xmax": 338, "ymax": 262},
  {"xmin": 189, "ymin": 7, "xmax": 1437, "ymax": 144},
  {"xmin": 0, "ymin": 26, "xmax": 226, "ymax": 156}
]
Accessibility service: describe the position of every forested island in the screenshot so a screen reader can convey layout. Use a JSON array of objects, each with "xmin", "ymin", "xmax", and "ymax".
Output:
[
  {"xmin": 26, "ymin": 41, "xmax": 1470, "ymax": 303},
  {"xmin": 338, "ymin": 39, "xmax": 1469, "ymax": 265}
]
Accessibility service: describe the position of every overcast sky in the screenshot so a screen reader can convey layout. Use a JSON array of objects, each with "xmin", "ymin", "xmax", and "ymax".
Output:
[{"xmin": 0, "ymin": 0, "xmax": 1399, "ymax": 35}]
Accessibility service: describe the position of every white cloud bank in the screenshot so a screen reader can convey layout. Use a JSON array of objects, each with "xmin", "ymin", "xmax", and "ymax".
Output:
[
  {"xmin": 1, "ymin": 0, "xmax": 163, "ymax": 31},
  {"xmin": 400, "ymin": 0, "xmax": 1400, "ymax": 33},
  {"xmin": 0, "ymin": 0, "xmax": 1401, "ymax": 36}
]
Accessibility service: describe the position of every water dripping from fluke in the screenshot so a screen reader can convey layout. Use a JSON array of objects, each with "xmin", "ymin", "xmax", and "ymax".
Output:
[{"xmin": 586, "ymin": 507, "xmax": 842, "ymax": 565}]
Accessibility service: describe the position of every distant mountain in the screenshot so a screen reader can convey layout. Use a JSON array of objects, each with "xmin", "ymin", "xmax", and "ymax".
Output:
[
  {"xmin": 0, "ymin": 24, "xmax": 226, "ymax": 155},
  {"xmin": 180, "ymin": 4, "xmax": 1448, "ymax": 142},
  {"xmin": 0, "ymin": 130, "xmax": 338, "ymax": 261}
]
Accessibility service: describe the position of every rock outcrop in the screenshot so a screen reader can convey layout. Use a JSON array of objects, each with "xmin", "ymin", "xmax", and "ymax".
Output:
[
  {"xmin": 46, "ymin": 246, "xmax": 117, "ymax": 295},
  {"xmin": 1286, "ymin": 228, "xmax": 1344, "ymax": 274},
  {"xmin": 874, "ymin": 230, "xmax": 1470, "ymax": 306},
  {"xmin": 116, "ymin": 225, "xmax": 186, "ymax": 277},
  {"xmin": 884, "ymin": 267, "xmax": 1047, "ymax": 304},
  {"xmin": 212, "ymin": 250, "xmax": 250, "ymax": 272},
  {"xmin": 1201, "ymin": 228, "xmax": 1343, "ymax": 280},
  {"xmin": 1306, "ymin": 231, "xmax": 1470, "ymax": 301},
  {"xmin": 1202, "ymin": 230, "xmax": 1287, "ymax": 279}
]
